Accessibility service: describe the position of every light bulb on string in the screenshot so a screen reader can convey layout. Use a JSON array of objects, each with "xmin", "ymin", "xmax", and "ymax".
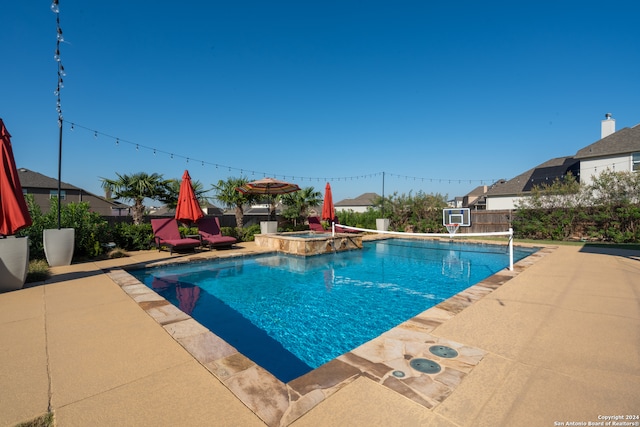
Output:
[
  {"xmin": 51, "ymin": 1, "xmax": 59, "ymax": 13},
  {"xmin": 94, "ymin": 131, "xmax": 97, "ymax": 139},
  {"xmin": 136, "ymin": 144, "xmax": 139, "ymax": 151},
  {"xmin": 115, "ymin": 138, "xmax": 119, "ymax": 146}
]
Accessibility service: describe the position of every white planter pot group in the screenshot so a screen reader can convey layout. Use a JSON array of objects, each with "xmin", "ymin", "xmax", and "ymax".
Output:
[
  {"xmin": 376, "ymin": 218, "xmax": 390, "ymax": 231},
  {"xmin": 43, "ymin": 228, "xmax": 75, "ymax": 267},
  {"xmin": 0, "ymin": 236, "xmax": 30, "ymax": 293}
]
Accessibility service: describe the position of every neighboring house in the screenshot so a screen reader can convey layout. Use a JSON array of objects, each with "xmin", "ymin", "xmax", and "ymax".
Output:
[
  {"xmin": 463, "ymin": 185, "xmax": 490, "ymax": 210},
  {"xmin": 335, "ymin": 193, "xmax": 380, "ymax": 213},
  {"xmin": 448, "ymin": 196, "xmax": 464, "ymax": 208},
  {"xmin": 18, "ymin": 168, "xmax": 129, "ymax": 216},
  {"xmin": 450, "ymin": 180, "xmax": 505, "ymax": 210},
  {"xmin": 486, "ymin": 115, "xmax": 640, "ymax": 210},
  {"xmin": 485, "ymin": 157, "xmax": 580, "ymax": 210},
  {"xmin": 574, "ymin": 118, "xmax": 640, "ymax": 187},
  {"xmin": 149, "ymin": 203, "xmax": 224, "ymax": 217}
]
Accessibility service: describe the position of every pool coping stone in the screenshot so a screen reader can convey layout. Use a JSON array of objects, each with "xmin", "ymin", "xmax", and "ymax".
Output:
[{"xmin": 106, "ymin": 239, "xmax": 553, "ymax": 427}]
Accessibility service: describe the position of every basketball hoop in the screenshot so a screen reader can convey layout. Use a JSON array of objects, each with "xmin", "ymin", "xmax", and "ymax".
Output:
[{"xmin": 445, "ymin": 223, "xmax": 459, "ymax": 237}]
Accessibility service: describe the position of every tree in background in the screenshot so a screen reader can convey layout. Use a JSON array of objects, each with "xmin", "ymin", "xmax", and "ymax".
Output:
[
  {"xmin": 212, "ymin": 176, "xmax": 256, "ymax": 229},
  {"xmin": 280, "ymin": 186, "xmax": 323, "ymax": 226},
  {"xmin": 101, "ymin": 172, "xmax": 172, "ymax": 225},
  {"xmin": 584, "ymin": 170, "xmax": 640, "ymax": 242},
  {"xmin": 377, "ymin": 191, "xmax": 448, "ymax": 232},
  {"xmin": 514, "ymin": 173, "xmax": 583, "ymax": 240},
  {"xmin": 514, "ymin": 170, "xmax": 640, "ymax": 242},
  {"xmin": 162, "ymin": 178, "xmax": 212, "ymax": 210}
]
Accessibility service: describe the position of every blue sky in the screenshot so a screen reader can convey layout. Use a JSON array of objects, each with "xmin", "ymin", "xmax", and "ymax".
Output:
[{"xmin": 4, "ymin": 1, "xmax": 639, "ymax": 205}]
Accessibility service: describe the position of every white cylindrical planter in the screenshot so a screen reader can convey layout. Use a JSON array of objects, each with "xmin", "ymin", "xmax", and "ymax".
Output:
[
  {"xmin": 0, "ymin": 236, "xmax": 30, "ymax": 293},
  {"xmin": 44, "ymin": 228, "xmax": 75, "ymax": 266},
  {"xmin": 260, "ymin": 221, "xmax": 278, "ymax": 234},
  {"xmin": 376, "ymin": 218, "xmax": 390, "ymax": 231}
]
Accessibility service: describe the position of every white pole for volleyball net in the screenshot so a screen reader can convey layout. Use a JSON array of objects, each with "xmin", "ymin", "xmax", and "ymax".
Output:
[{"xmin": 331, "ymin": 225, "xmax": 515, "ymax": 271}]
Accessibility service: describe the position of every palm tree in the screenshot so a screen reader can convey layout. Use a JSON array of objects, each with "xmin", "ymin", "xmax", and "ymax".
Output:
[
  {"xmin": 281, "ymin": 186, "xmax": 322, "ymax": 226},
  {"xmin": 212, "ymin": 176, "xmax": 256, "ymax": 229},
  {"xmin": 101, "ymin": 172, "xmax": 171, "ymax": 225},
  {"xmin": 161, "ymin": 178, "xmax": 212, "ymax": 210}
]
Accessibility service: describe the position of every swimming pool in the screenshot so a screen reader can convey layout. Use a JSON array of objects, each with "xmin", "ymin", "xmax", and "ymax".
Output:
[{"xmin": 130, "ymin": 238, "xmax": 537, "ymax": 382}]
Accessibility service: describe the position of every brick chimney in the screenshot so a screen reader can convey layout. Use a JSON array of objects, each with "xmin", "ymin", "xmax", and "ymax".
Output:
[{"xmin": 601, "ymin": 113, "xmax": 615, "ymax": 139}]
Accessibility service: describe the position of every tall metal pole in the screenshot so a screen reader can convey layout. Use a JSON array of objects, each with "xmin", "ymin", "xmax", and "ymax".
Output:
[
  {"xmin": 381, "ymin": 171, "xmax": 385, "ymax": 217},
  {"xmin": 54, "ymin": 0, "xmax": 64, "ymax": 230},
  {"xmin": 57, "ymin": 119, "xmax": 63, "ymax": 229}
]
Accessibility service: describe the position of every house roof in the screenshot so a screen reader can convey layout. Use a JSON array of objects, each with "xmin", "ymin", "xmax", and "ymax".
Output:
[
  {"xmin": 465, "ymin": 185, "xmax": 488, "ymax": 197},
  {"xmin": 19, "ymin": 168, "xmax": 80, "ymax": 190},
  {"xmin": 485, "ymin": 120, "xmax": 639, "ymax": 200},
  {"xmin": 335, "ymin": 192, "xmax": 380, "ymax": 207},
  {"xmin": 18, "ymin": 168, "xmax": 128, "ymax": 208},
  {"xmin": 486, "ymin": 157, "xmax": 578, "ymax": 197},
  {"xmin": 574, "ymin": 124, "xmax": 640, "ymax": 159}
]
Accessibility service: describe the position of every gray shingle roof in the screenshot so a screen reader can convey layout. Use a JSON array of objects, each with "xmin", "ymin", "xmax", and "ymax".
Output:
[
  {"xmin": 335, "ymin": 192, "xmax": 380, "ymax": 207},
  {"xmin": 574, "ymin": 124, "xmax": 640, "ymax": 159},
  {"xmin": 18, "ymin": 168, "xmax": 128, "ymax": 208},
  {"xmin": 486, "ymin": 121, "xmax": 640, "ymax": 198},
  {"xmin": 486, "ymin": 157, "xmax": 577, "ymax": 196},
  {"xmin": 18, "ymin": 168, "xmax": 80, "ymax": 190}
]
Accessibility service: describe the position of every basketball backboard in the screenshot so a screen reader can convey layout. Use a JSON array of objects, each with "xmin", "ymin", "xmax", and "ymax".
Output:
[{"xmin": 442, "ymin": 208, "xmax": 471, "ymax": 226}]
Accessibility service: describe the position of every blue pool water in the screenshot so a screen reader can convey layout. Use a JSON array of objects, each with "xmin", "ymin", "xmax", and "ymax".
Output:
[{"xmin": 129, "ymin": 239, "xmax": 537, "ymax": 382}]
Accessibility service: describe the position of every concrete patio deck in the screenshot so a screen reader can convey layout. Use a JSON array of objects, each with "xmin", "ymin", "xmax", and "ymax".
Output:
[{"xmin": 0, "ymin": 241, "xmax": 638, "ymax": 426}]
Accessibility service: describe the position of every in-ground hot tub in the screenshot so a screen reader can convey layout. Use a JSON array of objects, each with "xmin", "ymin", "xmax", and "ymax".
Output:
[{"xmin": 254, "ymin": 231, "xmax": 363, "ymax": 256}]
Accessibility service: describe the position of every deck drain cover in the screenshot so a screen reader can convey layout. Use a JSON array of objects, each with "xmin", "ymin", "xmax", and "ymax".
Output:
[
  {"xmin": 410, "ymin": 358, "xmax": 441, "ymax": 374},
  {"xmin": 429, "ymin": 345, "xmax": 459, "ymax": 358}
]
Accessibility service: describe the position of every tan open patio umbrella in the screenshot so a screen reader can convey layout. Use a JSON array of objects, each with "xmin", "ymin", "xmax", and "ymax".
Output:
[{"xmin": 236, "ymin": 177, "xmax": 300, "ymax": 220}]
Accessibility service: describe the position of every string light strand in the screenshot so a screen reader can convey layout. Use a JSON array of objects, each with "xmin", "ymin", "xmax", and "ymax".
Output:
[{"xmin": 62, "ymin": 120, "xmax": 503, "ymax": 185}]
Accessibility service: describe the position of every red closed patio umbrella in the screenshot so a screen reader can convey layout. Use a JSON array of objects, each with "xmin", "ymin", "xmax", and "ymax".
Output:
[
  {"xmin": 321, "ymin": 182, "xmax": 335, "ymax": 223},
  {"xmin": 176, "ymin": 284, "xmax": 201, "ymax": 315},
  {"xmin": 0, "ymin": 118, "xmax": 32, "ymax": 236},
  {"xmin": 175, "ymin": 170, "xmax": 204, "ymax": 226}
]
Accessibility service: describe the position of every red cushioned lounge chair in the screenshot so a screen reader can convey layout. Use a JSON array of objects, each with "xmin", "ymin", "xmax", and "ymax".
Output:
[
  {"xmin": 308, "ymin": 216, "xmax": 330, "ymax": 233},
  {"xmin": 197, "ymin": 217, "xmax": 237, "ymax": 249},
  {"xmin": 333, "ymin": 217, "xmax": 362, "ymax": 233},
  {"xmin": 151, "ymin": 218, "xmax": 201, "ymax": 255}
]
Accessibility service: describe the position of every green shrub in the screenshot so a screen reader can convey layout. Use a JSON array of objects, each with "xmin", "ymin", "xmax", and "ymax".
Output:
[
  {"xmin": 107, "ymin": 248, "xmax": 129, "ymax": 258},
  {"xmin": 241, "ymin": 224, "xmax": 261, "ymax": 241},
  {"xmin": 221, "ymin": 226, "xmax": 242, "ymax": 239},
  {"xmin": 112, "ymin": 222, "xmax": 154, "ymax": 251},
  {"xmin": 16, "ymin": 412, "xmax": 54, "ymax": 427},
  {"xmin": 26, "ymin": 259, "xmax": 50, "ymax": 283},
  {"xmin": 18, "ymin": 196, "xmax": 111, "ymax": 261}
]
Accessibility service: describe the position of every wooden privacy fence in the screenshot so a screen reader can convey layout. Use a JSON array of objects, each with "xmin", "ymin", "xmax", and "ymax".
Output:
[{"xmin": 459, "ymin": 210, "xmax": 513, "ymax": 234}]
